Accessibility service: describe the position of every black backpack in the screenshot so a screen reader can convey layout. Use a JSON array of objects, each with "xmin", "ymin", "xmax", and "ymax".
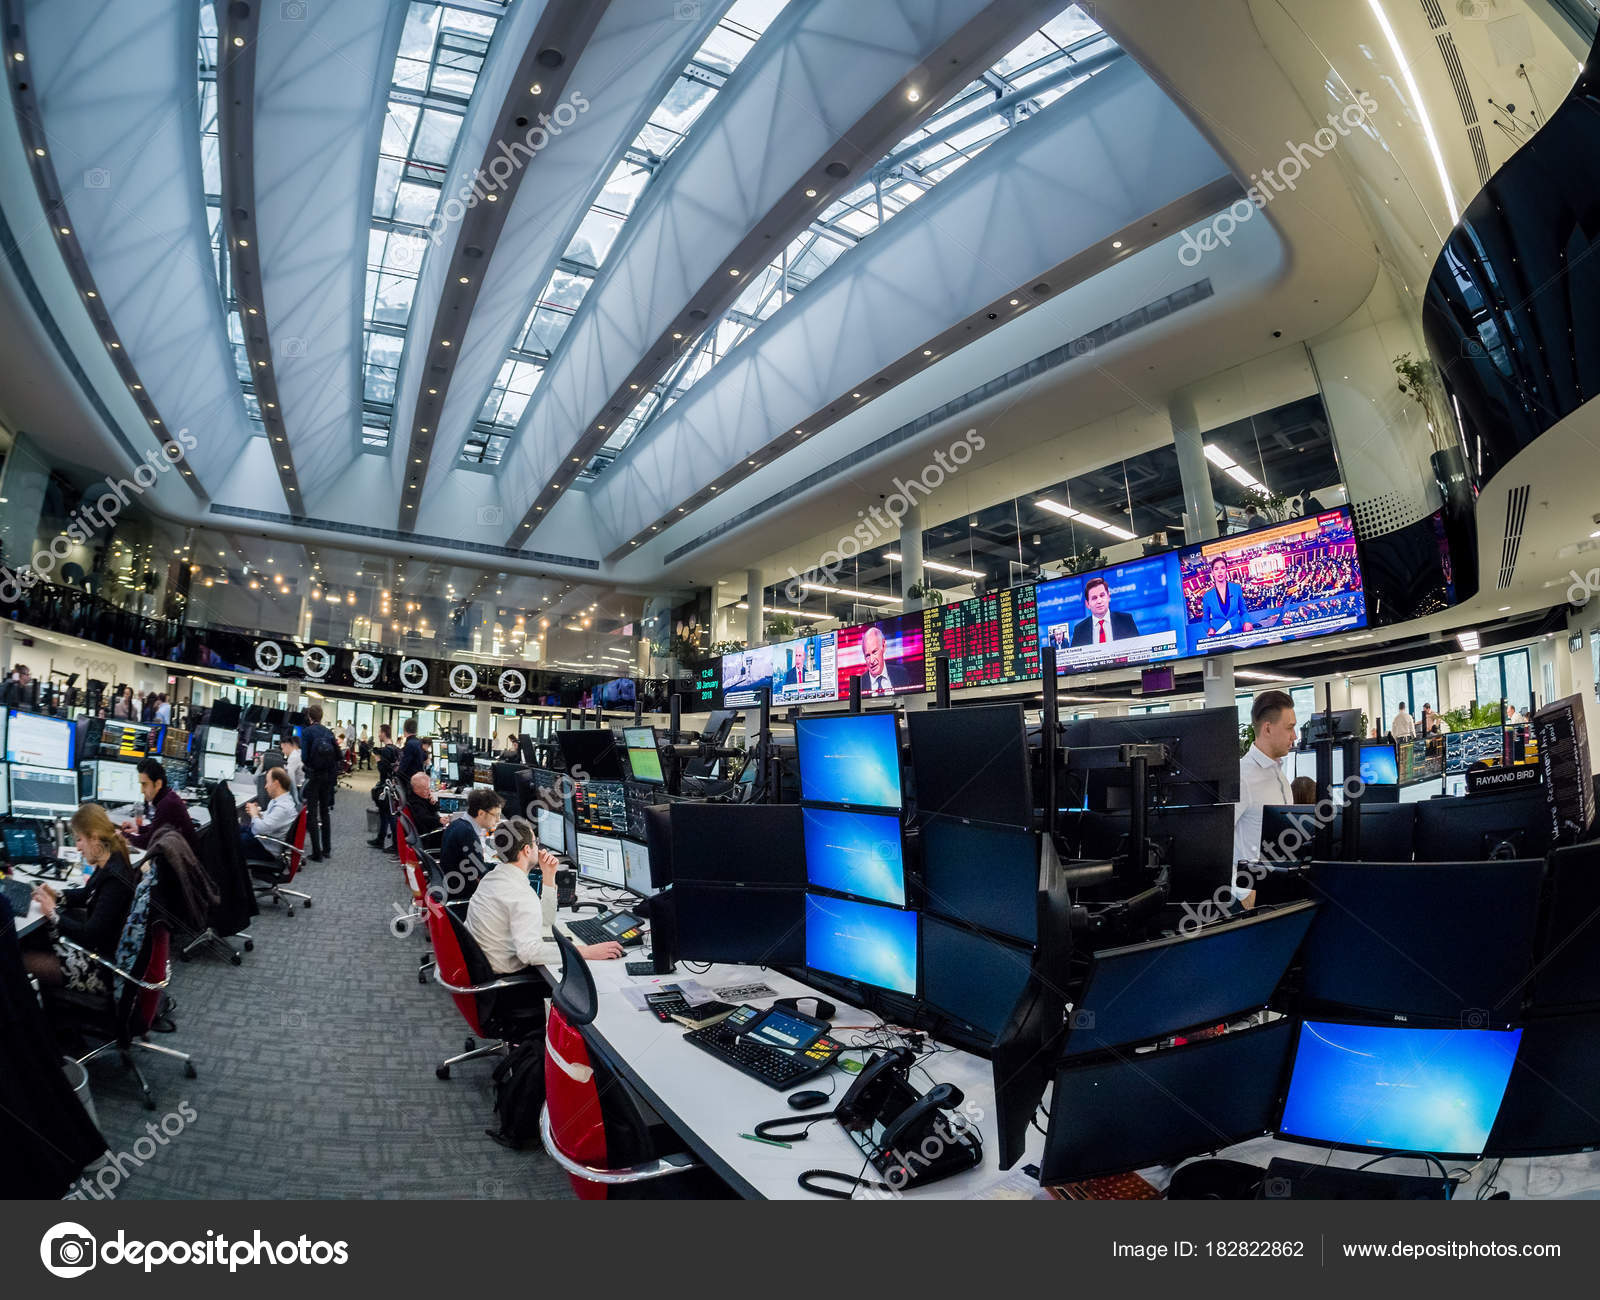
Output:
[
  {"xmin": 306, "ymin": 727, "xmax": 340, "ymax": 774},
  {"xmin": 486, "ymin": 1037, "xmax": 546, "ymax": 1150}
]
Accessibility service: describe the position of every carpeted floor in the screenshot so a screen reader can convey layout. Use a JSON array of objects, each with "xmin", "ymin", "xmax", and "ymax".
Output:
[{"xmin": 78, "ymin": 771, "xmax": 574, "ymax": 1200}]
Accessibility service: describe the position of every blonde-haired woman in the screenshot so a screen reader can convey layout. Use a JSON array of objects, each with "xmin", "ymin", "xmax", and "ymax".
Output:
[{"xmin": 23, "ymin": 804, "xmax": 142, "ymax": 993}]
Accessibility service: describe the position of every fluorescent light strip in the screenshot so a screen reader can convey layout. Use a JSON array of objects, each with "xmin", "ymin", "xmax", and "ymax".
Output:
[
  {"xmin": 1203, "ymin": 444, "xmax": 1236, "ymax": 468},
  {"xmin": 1236, "ymin": 669, "xmax": 1295, "ymax": 683},
  {"xmin": 1367, "ymin": 0, "xmax": 1459, "ymax": 224},
  {"xmin": 1035, "ymin": 498, "xmax": 1077, "ymax": 519},
  {"xmin": 883, "ymin": 551, "xmax": 982, "ymax": 579},
  {"xmin": 799, "ymin": 583, "xmax": 901, "ymax": 604},
  {"xmin": 1225, "ymin": 465, "xmax": 1260, "ymax": 488},
  {"xmin": 735, "ymin": 603, "xmax": 815, "ymax": 616}
]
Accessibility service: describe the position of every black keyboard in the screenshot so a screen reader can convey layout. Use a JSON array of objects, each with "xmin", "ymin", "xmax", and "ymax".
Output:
[
  {"xmin": 683, "ymin": 1019, "xmax": 839, "ymax": 1090},
  {"xmin": 564, "ymin": 915, "xmax": 644, "ymax": 947}
]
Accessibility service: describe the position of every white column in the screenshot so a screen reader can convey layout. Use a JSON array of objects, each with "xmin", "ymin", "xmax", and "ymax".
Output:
[
  {"xmin": 745, "ymin": 568, "xmax": 763, "ymax": 646},
  {"xmin": 1172, "ymin": 394, "xmax": 1234, "ymax": 709}
]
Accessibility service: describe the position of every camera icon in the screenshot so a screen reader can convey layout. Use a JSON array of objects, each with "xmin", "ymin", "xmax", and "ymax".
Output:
[
  {"xmin": 41, "ymin": 1223, "xmax": 97, "ymax": 1277},
  {"xmin": 477, "ymin": 1177, "xmax": 504, "ymax": 1198},
  {"xmin": 282, "ymin": 1009, "xmax": 306, "ymax": 1029},
  {"xmin": 674, "ymin": 0, "xmax": 701, "ymax": 18},
  {"xmin": 82, "ymin": 167, "xmax": 111, "ymax": 191},
  {"xmin": 388, "ymin": 905, "xmax": 414, "ymax": 940},
  {"xmin": 1069, "ymin": 1008, "xmax": 1095, "ymax": 1030},
  {"xmin": 476, "ymin": 505, "xmax": 504, "ymax": 526},
  {"xmin": 280, "ymin": 336, "xmax": 307, "ymax": 359},
  {"xmin": 281, "ymin": 0, "xmax": 307, "ymax": 18},
  {"xmin": 1263, "ymin": 1176, "xmax": 1291, "ymax": 1199},
  {"xmin": 1460, "ymin": 338, "xmax": 1487, "ymax": 359},
  {"xmin": 1461, "ymin": 1008, "xmax": 1490, "ymax": 1030}
]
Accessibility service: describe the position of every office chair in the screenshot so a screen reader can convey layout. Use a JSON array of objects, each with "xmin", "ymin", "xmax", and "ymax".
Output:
[
  {"xmin": 424, "ymin": 897, "xmax": 545, "ymax": 1080},
  {"xmin": 52, "ymin": 920, "xmax": 196, "ymax": 1110},
  {"xmin": 248, "ymin": 805, "xmax": 312, "ymax": 916},
  {"xmin": 541, "ymin": 934, "xmax": 727, "ymax": 1200}
]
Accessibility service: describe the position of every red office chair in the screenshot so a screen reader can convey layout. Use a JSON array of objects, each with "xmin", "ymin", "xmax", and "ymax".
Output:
[
  {"xmin": 396, "ymin": 812, "xmax": 436, "ymax": 983},
  {"xmin": 52, "ymin": 922, "xmax": 196, "ymax": 1110},
  {"xmin": 540, "ymin": 934, "xmax": 729, "ymax": 1199},
  {"xmin": 249, "ymin": 804, "xmax": 312, "ymax": 915},
  {"xmin": 423, "ymin": 897, "xmax": 544, "ymax": 1080}
]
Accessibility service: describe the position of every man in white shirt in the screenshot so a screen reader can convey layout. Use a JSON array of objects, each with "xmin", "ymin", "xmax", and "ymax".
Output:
[
  {"xmin": 1233, "ymin": 689, "xmax": 1297, "ymax": 870},
  {"xmin": 241, "ymin": 767, "xmax": 298, "ymax": 861},
  {"xmin": 1391, "ymin": 702, "xmax": 1415, "ymax": 740},
  {"xmin": 278, "ymin": 737, "xmax": 304, "ymax": 795},
  {"xmin": 154, "ymin": 694, "xmax": 172, "ymax": 725},
  {"xmin": 466, "ymin": 820, "xmax": 623, "ymax": 976}
]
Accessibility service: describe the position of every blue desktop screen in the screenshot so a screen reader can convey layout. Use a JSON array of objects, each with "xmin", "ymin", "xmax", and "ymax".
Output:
[
  {"xmin": 1278, "ymin": 1021, "xmax": 1522, "ymax": 1156},
  {"xmin": 1358, "ymin": 743, "xmax": 1398, "ymax": 786},
  {"xmin": 802, "ymin": 807, "xmax": 905, "ymax": 906},
  {"xmin": 794, "ymin": 713, "xmax": 901, "ymax": 810},
  {"xmin": 805, "ymin": 895, "xmax": 918, "ymax": 995}
]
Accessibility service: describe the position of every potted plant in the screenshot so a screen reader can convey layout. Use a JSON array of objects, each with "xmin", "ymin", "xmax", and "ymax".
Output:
[
  {"xmin": 1059, "ymin": 545, "xmax": 1104, "ymax": 577},
  {"xmin": 765, "ymin": 614, "xmax": 796, "ymax": 640},
  {"xmin": 906, "ymin": 582, "xmax": 945, "ymax": 610}
]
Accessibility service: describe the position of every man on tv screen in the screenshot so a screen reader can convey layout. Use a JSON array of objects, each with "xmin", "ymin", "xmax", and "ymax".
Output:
[
  {"xmin": 1070, "ymin": 576, "xmax": 1140, "ymax": 646},
  {"xmin": 1202, "ymin": 556, "xmax": 1253, "ymax": 636},
  {"xmin": 860, "ymin": 625, "xmax": 912, "ymax": 695}
]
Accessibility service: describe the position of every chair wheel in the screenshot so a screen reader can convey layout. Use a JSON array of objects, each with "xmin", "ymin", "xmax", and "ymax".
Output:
[
  {"xmin": 303, "ymin": 899, "xmax": 312, "ymax": 909},
  {"xmin": 184, "ymin": 1063, "xmax": 197, "ymax": 1079},
  {"xmin": 230, "ymin": 953, "xmax": 242, "ymax": 966},
  {"xmin": 142, "ymin": 1095, "xmax": 157, "ymax": 1111},
  {"xmin": 287, "ymin": 906, "xmax": 296, "ymax": 917},
  {"xmin": 464, "ymin": 1036, "xmax": 475, "ymax": 1051},
  {"xmin": 418, "ymin": 969, "xmax": 427, "ymax": 984},
  {"xmin": 436, "ymin": 1065, "xmax": 451, "ymax": 1080},
  {"xmin": 244, "ymin": 939, "xmax": 254, "ymax": 951}
]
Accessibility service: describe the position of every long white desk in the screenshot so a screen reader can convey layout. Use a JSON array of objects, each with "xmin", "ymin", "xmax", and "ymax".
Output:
[{"xmin": 549, "ymin": 890, "xmax": 1051, "ymax": 1200}]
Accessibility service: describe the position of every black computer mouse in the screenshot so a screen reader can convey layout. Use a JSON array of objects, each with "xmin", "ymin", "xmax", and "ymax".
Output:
[{"xmin": 787, "ymin": 1089, "xmax": 829, "ymax": 1111}]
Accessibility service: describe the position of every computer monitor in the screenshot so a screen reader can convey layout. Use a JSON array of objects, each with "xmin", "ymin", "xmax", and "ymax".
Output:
[
  {"xmin": 98, "ymin": 719, "xmax": 154, "ymax": 760},
  {"xmin": 199, "ymin": 751, "xmax": 235, "ymax": 784},
  {"xmin": 1358, "ymin": 742, "xmax": 1397, "ymax": 786},
  {"xmin": 1068, "ymin": 805, "xmax": 1235, "ymax": 903},
  {"xmin": 804, "ymin": 894, "xmax": 918, "ymax": 996},
  {"xmin": 794, "ymin": 712, "xmax": 901, "ymax": 811},
  {"xmin": 1414, "ymin": 788, "xmax": 1551, "ymax": 861},
  {"xmin": 1081, "ymin": 707, "xmax": 1240, "ymax": 806},
  {"xmin": 472, "ymin": 758, "xmax": 495, "ymax": 786},
  {"xmin": 491, "ymin": 761, "xmax": 521, "ymax": 796},
  {"xmin": 1258, "ymin": 803, "xmax": 1418, "ymax": 865},
  {"xmin": 801, "ymin": 807, "xmax": 904, "ymax": 906},
  {"xmin": 990, "ymin": 969, "xmax": 1067, "ymax": 1170},
  {"xmin": 536, "ymin": 807, "xmax": 565, "ymax": 852},
  {"xmin": 553, "ymin": 728, "xmax": 627, "ymax": 780},
  {"xmin": 1062, "ymin": 902, "xmax": 1317, "ymax": 1057},
  {"xmin": 1277, "ymin": 1019, "xmax": 1521, "ymax": 1158},
  {"xmin": 204, "ymin": 726, "xmax": 237, "ymax": 757},
  {"xmin": 621, "ymin": 838, "xmax": 656, "ymax": 898},
  {"xmin": 1301, "ymin": 859, "xmax": 1543, "ymax": 1023},
  {"xmin": 700, "ymin": 710, "xmax": 737, "ymax": 746},
  {"xmin": 921, "ymin": 916, "xmax": 1034, "ymax": 1041},
  {"xmin": 1398, "ymin": 777, "xmax": 1442, "ymax": 803},
  {"xmin": 668, "ymin": 803, "xmax": 805, "ymax": 886},
  {"xmin": 906, "ymin": 704, "xmax": 1031, "ymax": 828},
  {"xmin": 1530, "ymin": 843, "xmax": 1600, "ymax": 1011},
  {"xmin": 573, "ymin": 832, "xmax": 625, "ymax": 888},
  {"xmin": 919, "ymin": 815, "xmax": 1039, "ymax": 943},
  {"xmin": 1350, "ymin": 802, "xmax": 1416, "ymax": 860},
  {"xmin": 1300, "ymin": 709, "xmax": 1364, "ymax": 744},
  {"xmin": 623, "ymin": 726, "xmax": 665, "ymax": 785},
  {"xmin": 94, "ymin": 760, "xmax": 142, "ymax": 806},
  {"xmin": 672, "ymin": 884, "xmax": 805, "ymax": 965},
  {"xmin": 1485, "ymin": 1012, "xmax": 1600, "ymax": 1157},
  {"xmin": 6, "ymin": 710, "xmax": 74, "ymax": 769},
  {"xmin": 8, "ymin": 764, "xmax": 79, "ymax": 819},
  {"xmin": 0, "ymin": 763, "xmax": 8, "ymax": 815},
  {"xmin": 1041, "ymin": 1019, "xmax": 1293, "ymax": 1184}
]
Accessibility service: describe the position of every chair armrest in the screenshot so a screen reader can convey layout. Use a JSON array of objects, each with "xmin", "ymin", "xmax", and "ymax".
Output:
[
  {"xmin": 252, "ymin": 834, "xmax": 297, "ymax": 854},
  {"xmin": 428, "ymin": 965, "xmax": 547, "ymax": 997},
  {"xmin": 55, "ymin": 937, "xmax": 171, "ymax": 992},
  {"xmin": 538, "ymin": 1105, "xmax": 700, "ymax": 1184}
]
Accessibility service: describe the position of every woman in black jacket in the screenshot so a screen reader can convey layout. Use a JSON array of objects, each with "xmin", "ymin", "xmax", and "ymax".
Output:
[{"xmin": 24, "ymin": 804, "xmax": 142, "ymax": 993}]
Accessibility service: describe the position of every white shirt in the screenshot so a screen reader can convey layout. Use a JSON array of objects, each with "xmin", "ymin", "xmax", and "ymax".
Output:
[
  {"xmin": 1391, "ymin": 709, "xmax": 1415, "ymax": 739},
  {"xmin": 250, "ymin": 790, "xmax": 298, "ymax": 842},
  {"xmin": 155, "ymin": 701, "xmax": 171, "ymax": 724},
  {"xmin": 466, "ymin": 862, "xmax": 560, "ymax": 975},
  {"xmin": 1233, "ymin": 744, "xmax": 1293, "ymax": 867},
  {"xmin": 280, "ymin": 748, "xmax": 304, "ymax": 792}
]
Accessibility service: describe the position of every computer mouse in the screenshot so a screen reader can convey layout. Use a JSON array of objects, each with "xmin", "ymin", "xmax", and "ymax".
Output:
[{"xmin": 787, "ymin": 1089, "xmax": 829, "ymax": 1111}]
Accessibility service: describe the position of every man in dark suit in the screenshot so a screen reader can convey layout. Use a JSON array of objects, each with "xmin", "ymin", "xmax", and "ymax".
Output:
[
  {"xmin": 858, "ymin": 624, "xmax": 913, "ymax": 695},
  {"xmin": 1070, "ymin": 577, "xmax": 1139, "ymax": 647},
  {"xmin": 1201, "ymin": 556, "xmax": 1252, "ymax": 636},
  {"xmin": 436, "ymin": 787, "xmax": 502, "ymax": 903},
  {"xmin": 299, "ymin": 703, "xmax": 340, "ymax": 862},
  {"xmin": 395, "ymin": 717, "xmax": 425, "ymax": 786}
]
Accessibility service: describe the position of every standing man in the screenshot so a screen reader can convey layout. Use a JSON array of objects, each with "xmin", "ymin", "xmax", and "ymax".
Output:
[
  {"xmin": 0, "ymin": 662, "xmax": 30, "ymax": 707},
  {"xmin": 370, "ymin": 724, "xmax": 401, "ymax": 851},
  {"xmin": 1233, "ymin": 690, "xmax": 1297, "ymax": 869},
  {"xmin": 154, "ymin": 693, "xmax": 172, "ymax": 725},
  {"xmin": 1070, "ymin": 577, "xmax": 1140, "ymax": 647},
  {"xmin": 358, "ymin": 725, "xmax": 372, "ymax": 770},
  {"xmin": 395, "ymin": 717, "xmax": 425, "ymax": 786},
  {"xmin": 1391, "ymin": 701, "xmax": 1415, "ymax": 741},
  {"xmin": 300, "ymin": 704, "xmax": 340, "ymax": 862}
]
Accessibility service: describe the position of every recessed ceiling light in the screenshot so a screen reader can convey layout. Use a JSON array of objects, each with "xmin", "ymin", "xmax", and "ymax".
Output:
[
  {"xmin": 131, "ymin": 383, "xmax": 141, "ymax": 390},
  {"xmin": 629, "ymin": 382, "xmax": 638, "ymax": 389},
  {"xmin": 86, "ymin": 290, "xmax": 96, "ymax": 298},
  {"xmin": 529, "ymin": 83, "xmax": 542, "ymax": 94},
  {"xmin": 109, "ymin": 341, "xmax": 120, "ymax": 349},
  {"xmin": 237, "ymin": 238, "xmax": 248, "ymax": 247},
  {"xmin": 32, "ymin": 146, "xmax": 43, "ymax": 156},
  {"xmin": 232, "ymin": 35, "xmax": 244, "ymax": 46},
  {"xmin": 247, "ymin": 306, "xmax": 258, "ymax": 315},
  {"xmin": 1009, "ymin": 298, "xmax": 1019, "ymax": 306},
  {"xmin": 906, "ymin": 87, "xmax": 921, "ymax": 102},
  {"xmin": 11, "ymin": 52, "xmax": 22, "ymax": 62},
  {"xmin": 440, "ymin": 339, "xmax": 450, "ymax": 347},
  {"xmin": 729, "ymin": 268, "xmax": 740, "ymax": 276},
  {"xmin": 1111, "ymin": 239, "xmax": 1122, "ymax": 249},
  {"xmin": 59, "ymin": 226, "xmax": 70, "ymax": 235},
  {"xmin": 485, "ymin": 192, "xmax": 497, "ymax": 202},
  {"xmin": 922, "ymin": 349, "xmax": 932, "ymax": 356},
  {"xmin": 256, "ymin": 359, "xmax": 265, "ymax": 367},
  {"xmin": 852, "ymin": 392, "xmax": 861, "ymax": 398},
  {"xmin": 672, "ymin": 331, "xmax": 682, "ymax": 340},
  {"xmin": 805, "ymin": 188, "xmax": 817, "ymax": 198},
  {"xmin": 458, "ymin": 275, "xmax": 469, "ymax": 283}
]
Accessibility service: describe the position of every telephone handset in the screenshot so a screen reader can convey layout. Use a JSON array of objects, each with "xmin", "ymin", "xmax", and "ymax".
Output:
[
  {"xmin": 828, "ymin": 1049, "xmax": 982, "ymax": 1191},
  {"xmin": 879, "ymin": 1082, "xmax": 963, "ymax": 1153},
  {"xmin": 834, "ymin": 1046, "xmax": 915, "ymax": 1132}
]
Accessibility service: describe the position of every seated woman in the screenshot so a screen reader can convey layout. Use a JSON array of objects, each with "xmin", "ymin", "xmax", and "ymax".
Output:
[{"xmin": 23, "ymin": 804, "xmax": 142, "ymax": 994}]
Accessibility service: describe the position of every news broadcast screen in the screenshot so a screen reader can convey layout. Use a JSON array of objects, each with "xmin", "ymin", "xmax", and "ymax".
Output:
[
  {"xmin": 721, "ymin": 645, "xmax": 775, "ymax": 708},
  {"xmin": 1179, "ymin": 509, "xmax": 1367, "ymax": 656},
  {"xmin": 836, "ymin": 611, "xmax": 926, "ymax": 699},
  {"xmin": 1036, "ymin": 553, "xmax": 1185, "ymax": 675},
  {"xmin": 770, "ymin": 632, "xmax": 839, "ymax": 706},
  {"xmin": 921, "ymin": 586, "xmax": 1041, "ymax": 690}
]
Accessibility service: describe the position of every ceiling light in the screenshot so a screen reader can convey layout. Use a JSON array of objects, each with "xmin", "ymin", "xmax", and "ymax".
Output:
[
  {"xmin": 109, "ymin": 341, "xmax": 119, "ymax": 349},
  {"xmin": 530, "ymin": 83, "xmax": 542, "ymax": 94},
  {"xmin": 672, "ymin": 332, "xmax": 682, "ymax": 340},
  {"xmin": 1235, "ymin": 669, "xmax": 1294, "ymax": 683},
  {"xmin": 906, "ymin": 86, "xmax": 921, "ymax": 103},
  {"xmin": 1225, "ymin": 465, "xmax": 1259, "ymax": 488},
  {"xmin": 805, "ymin": 188, "xmax": 817, "ymax": 198},
  {"xmin": 629, "ymin": 383, "xmax": 639, "ymax": 389},
  {"xmin": 237, "ymin": 238, "xmax": 248, "ymax": 247},
  {"xmin": 232, "ymin": 35, "xmax": 244, "ymax": 46},
  {"xmin": 458, "ymin": 275, "xmax": 469, "ymax": 284},
  {"xmin": 247, "ymin": 306, "xmax": 258, "ymax": 315},
  {"xmin": 1202, "ymin": 444, "xmax": 1236, "ymax": 468},
  {"xmin": 922, "ymin": 349, "xmax": 932, "ymax": 356},
  {"xmin": 1111, "ymin": 239, "xmax": 1122, "ymax": 249},
  {"xmin": 11, "ymin": 52, "xmax": 21, "ymax": 61},
  {"xmin": 33, "ymin": 146, "xmax": 43, "ymax": 156},
  {"xmin": 440, "ymin": 339, "xmax": 450, "ymax": 347},
  {"xmin": 428, "ymin": 387, "xmax": 438, "ymax": 394},
  {"xmin": 59, "ymin": 226, "xmax": 70, "ymax": 236},
  {"xmin": 728, "ymin": 268, "xmax": 739, "ymax": 276},
  {"xmin": 800, "ymin": 583, "xmax": 900, "ymax": 604},
  {"xmin": 85, "ymin": 290, "xmax": 96, "ymax": 298},
  {"xmin": 1036, "ymin": 499, "xmax": 1078, "ymax": 519},
  {"xmin": 1009, "ymin": 298, "xmax": 1019, "ymax": 306},
  {"xmin": 1073, "ymin": 513, "xmax": 1110, "ymax": 530}
]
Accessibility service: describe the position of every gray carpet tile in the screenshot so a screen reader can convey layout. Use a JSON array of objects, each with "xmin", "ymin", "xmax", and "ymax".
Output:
[{"xmin": 74, "ymin": 772, "xmax": 575, "ymax": 1200}]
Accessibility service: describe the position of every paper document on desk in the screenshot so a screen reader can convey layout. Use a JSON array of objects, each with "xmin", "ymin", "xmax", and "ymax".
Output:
[
  {"xmin": 618, "ymin": 979, "xmax": 710, "ymax": 1013},
  {"xmin": 971, "ymin": 1169, "xmax": 1055, "ymax": 1200}
]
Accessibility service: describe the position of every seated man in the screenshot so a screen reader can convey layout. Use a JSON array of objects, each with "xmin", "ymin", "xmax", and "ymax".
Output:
[
  {"xmin": 466, "ymin": 820, "xmax": 623, "ymax": 978},
  {"xmin": 436, "ymin": 787, "xmax": 502, "ymax": 903},
  {"xmin": 240, "ymin": 766, "xmax": 298, "ymax": 862},
  {"xmin": 405, "ymin": 770, "xmax": 450, "ymax": 849},
  {"xmin": 120, "ymin": 757, "xmax": 198, "ymax": 851}
]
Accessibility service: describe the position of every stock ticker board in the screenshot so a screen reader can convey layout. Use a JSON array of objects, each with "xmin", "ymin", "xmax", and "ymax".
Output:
[{"xmin": 921, "ymin": 586, "xmax": 1042, "ymax": 691}]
